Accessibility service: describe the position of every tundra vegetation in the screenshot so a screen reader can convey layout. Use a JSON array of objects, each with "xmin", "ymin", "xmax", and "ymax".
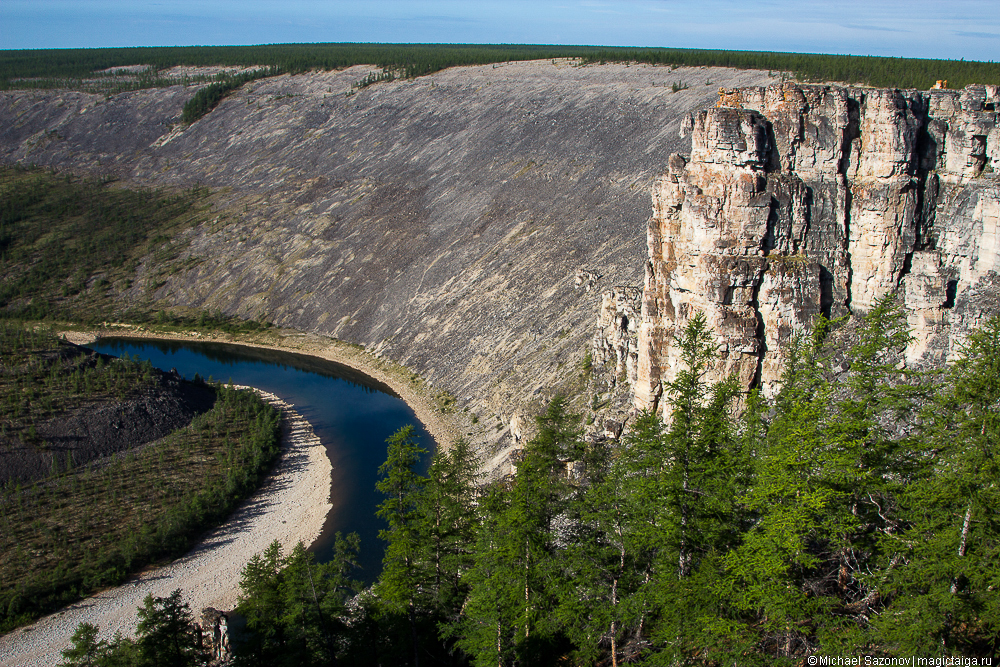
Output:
[
  {"xmin": 0, "ymin": 323, "xmax": 282, "ymax": 633},
  {"xmin": 0, "ymin": 165, "xmax": 207, "ymax": 322},
  {"xmin": 0, "ymin": 167, "xmax": 290, "ymax": 638},
  {"xmin": 0, "ymin": 165, "xmax": 271, "ymax": 332},
  {"xmin": 62, "ymin": 299, "xmax": 1000, "ymax": 664}
]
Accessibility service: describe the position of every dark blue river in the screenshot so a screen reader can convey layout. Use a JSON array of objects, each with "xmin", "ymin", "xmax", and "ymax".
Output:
[{"xmin": 90, "ymin": 338, "xmax": 434, "ymax": 585}]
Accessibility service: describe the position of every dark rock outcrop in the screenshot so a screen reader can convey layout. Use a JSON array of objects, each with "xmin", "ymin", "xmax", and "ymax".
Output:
[{"xmin": 0, "ymin": 348, "xmax": 215, "ymax": 485}]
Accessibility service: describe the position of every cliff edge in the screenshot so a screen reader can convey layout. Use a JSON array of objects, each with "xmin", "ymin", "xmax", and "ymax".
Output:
[
  {"xmin": 0, "ymin": 61, "xmax": 776, "ymax": 465},
  {"xmin": 622, "ymin": 82, "xmax": 1000, "ymax": 419}
]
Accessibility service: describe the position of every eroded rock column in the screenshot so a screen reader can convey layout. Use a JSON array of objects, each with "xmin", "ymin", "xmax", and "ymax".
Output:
[{"xmin": 633, "ymin": 82, "xmax": 1000, "ymax": 416}]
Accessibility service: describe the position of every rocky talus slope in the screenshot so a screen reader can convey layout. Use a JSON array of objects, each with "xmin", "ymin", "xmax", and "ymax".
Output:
[
  {"xmin": 606, "ymin": 83, "xmax": 1000, "ymax": 419},
  {"xmin": 0, "ymin": 61, "xmax": 775, "ymax": 465}
]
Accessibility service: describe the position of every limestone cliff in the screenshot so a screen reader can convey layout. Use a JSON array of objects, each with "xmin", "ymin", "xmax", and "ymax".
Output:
[
  {"xmin": 631, "ymin": 83, "xmax": 1000, "ymax": 418},
  {"xmin": 0, "ymin": 62, "xmax": 776, "ymax": 465}
]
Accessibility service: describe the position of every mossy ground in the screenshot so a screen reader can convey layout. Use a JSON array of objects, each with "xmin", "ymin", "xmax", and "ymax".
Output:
[{"xmin": 0, "ymin": 165, "xmax": 213, "ymax": 323}]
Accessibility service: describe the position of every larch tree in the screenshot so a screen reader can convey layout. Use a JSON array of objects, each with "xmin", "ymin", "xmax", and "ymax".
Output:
[
  {"xmin": 375, "ymin": 425, "xmax": 428, "ymax": 667},
  {"xmin": 456, "ymin": 396, "xmax": 582, "ymax": 665},
  {"xmin": 875, "ymin": 315, "xmax": 1000, "ymax": 657},
  {"xmin": 413, "ymin": 437, "xmax": 481, "ymax": 619}
]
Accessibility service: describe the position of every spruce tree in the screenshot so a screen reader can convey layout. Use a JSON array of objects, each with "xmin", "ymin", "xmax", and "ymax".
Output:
[
  {"xmin": 235, "ymin": 540, "xmax": 286, "ymax": 662},
  {"xmin": 59, "ymin": 623, "xmax": 106, "ymax": 667},
  {"xmin": 235, "ymin": 536, "xmax": 360, "ymax": 666},
  {"xmin": 134, "ymin": 589, "xmax": 205, "ymax": 667},
  {"xmin": 558, "ymin": 423, "xmax": 646, "ymax": 666},
  {"xmin": 413, "ymin": 438, "xmax": 480, "ymax": 618},
  {"xmin": 721, "ymin": 299, "xmax": 923, "ymax": 660},
  {"xmin": 451, "ymin": 484, "xmax": 521, "ymax": 667},
  {"xmin": 720, "ymin": 328, "xmax": 837, "ymax": 663},
  {"xmin": 644, "ymin": 313, "xmax": 745, "ymax": 662},
  {"xmin": 559, "ymin": 313, "xmax": 746, "ymax": 665},
  {"xmin": 456, "ymin": 396, "xmax": 581, "ymax": 665}
]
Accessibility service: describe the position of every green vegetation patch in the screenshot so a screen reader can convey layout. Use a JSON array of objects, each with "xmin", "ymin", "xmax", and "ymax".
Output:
[
  {"xmin": 0, "ymin": 326, "xmax": 281, "ymax": 632},
  {"xmin": 0, "ymin": 324, "xmax": 155, "ymax": 446},
  {"xmin": 139, "ymin": 309, "xmax": 274, "ymax": 335},
  {"xmin": 0, "ymin": 166, "xmax": 211, "ymax": 323},
  {"xmin": 181, "ymin": 68, "xmax": 276, "ymax": 124}
]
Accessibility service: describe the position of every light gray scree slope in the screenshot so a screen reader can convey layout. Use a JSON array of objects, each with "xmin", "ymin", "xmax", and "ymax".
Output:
[{"xmin": 0, "ymin": 61, "xmax": 776, "ymax": 458}]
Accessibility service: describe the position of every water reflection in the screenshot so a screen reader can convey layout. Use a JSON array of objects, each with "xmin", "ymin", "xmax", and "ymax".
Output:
[{"xmin": 91, "ymin": 338, "xmax": 434, "ymax": 584}]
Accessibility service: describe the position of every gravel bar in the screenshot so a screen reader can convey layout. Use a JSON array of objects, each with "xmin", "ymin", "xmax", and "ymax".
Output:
[{"xmin": 0, "ymin": 387, "xmax": 332, "ymax": 667}]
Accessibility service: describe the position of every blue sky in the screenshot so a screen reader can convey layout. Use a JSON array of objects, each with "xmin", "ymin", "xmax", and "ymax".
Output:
[{"xmin": 2, "ymin": 0, "xmax": 998, "ymax": 62}]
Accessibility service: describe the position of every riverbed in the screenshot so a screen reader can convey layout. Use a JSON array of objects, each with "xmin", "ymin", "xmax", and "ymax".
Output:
[
  {"xmin": 1, "ymin": 328, "xmax": 453, "ymax": 666},
  {"xmin": 89, "ymin": 337, "xmax": 436, "ymax": 575}
]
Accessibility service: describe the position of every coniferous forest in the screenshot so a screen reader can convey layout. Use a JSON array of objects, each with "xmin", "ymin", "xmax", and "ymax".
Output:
[
  {"xmin": 4, "ymin": 41, "xmax": 999, "ymax": 666},
  {"xmin": 59, "ymin": 298, "xmax": 1000, "ymax": 665},
  {"xmin": 3, "ymin": 43, "xmax": 999, "ymax": 95}
]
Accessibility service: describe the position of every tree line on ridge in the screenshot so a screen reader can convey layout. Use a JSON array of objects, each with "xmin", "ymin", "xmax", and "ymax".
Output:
[{"xmin": 4, "ymin": 44, "xmax": 998, "ymax": 93}]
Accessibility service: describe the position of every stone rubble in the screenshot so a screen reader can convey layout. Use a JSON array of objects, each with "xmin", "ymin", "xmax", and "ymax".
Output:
[{"xmin": 0, "ymin": 62, "xmax": 779, "ymax": 459}]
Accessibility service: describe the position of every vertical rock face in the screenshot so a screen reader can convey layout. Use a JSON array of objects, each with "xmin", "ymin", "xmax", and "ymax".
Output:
[
  {"xmin": 593, "ymin": 286, "xmax": 642, "ymax": 388},
  {"xmin": 635, "ymin": 83, "xmax": 1000, "ymax": 417}
]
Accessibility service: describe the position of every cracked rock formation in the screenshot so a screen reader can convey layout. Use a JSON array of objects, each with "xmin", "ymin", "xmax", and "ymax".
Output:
[
  {"xmin": 0, "ymin": 62, "xmax": 777, "ymax": 461},
  {"xmin": 633, "ymin": 82, "xmax": 1000, "ymax": 418},
  {"xmin": 593, "ymin": 286, "xmax": 642, "ymax": 389}
]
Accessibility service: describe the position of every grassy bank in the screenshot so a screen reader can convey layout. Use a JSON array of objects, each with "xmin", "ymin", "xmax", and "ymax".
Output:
[{"xmin": 0, "ymin": 325, "xmax": 282, "ymax": 632}]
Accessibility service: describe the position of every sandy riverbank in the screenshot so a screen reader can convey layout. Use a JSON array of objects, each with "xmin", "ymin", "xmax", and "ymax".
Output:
[
  {"xmin": 60, "ymin": 325, "xmax": 460, "ymax": 453},
  {"xmin": 0, "ymin": 389, "xmax": 332, "ymax": 667}
]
